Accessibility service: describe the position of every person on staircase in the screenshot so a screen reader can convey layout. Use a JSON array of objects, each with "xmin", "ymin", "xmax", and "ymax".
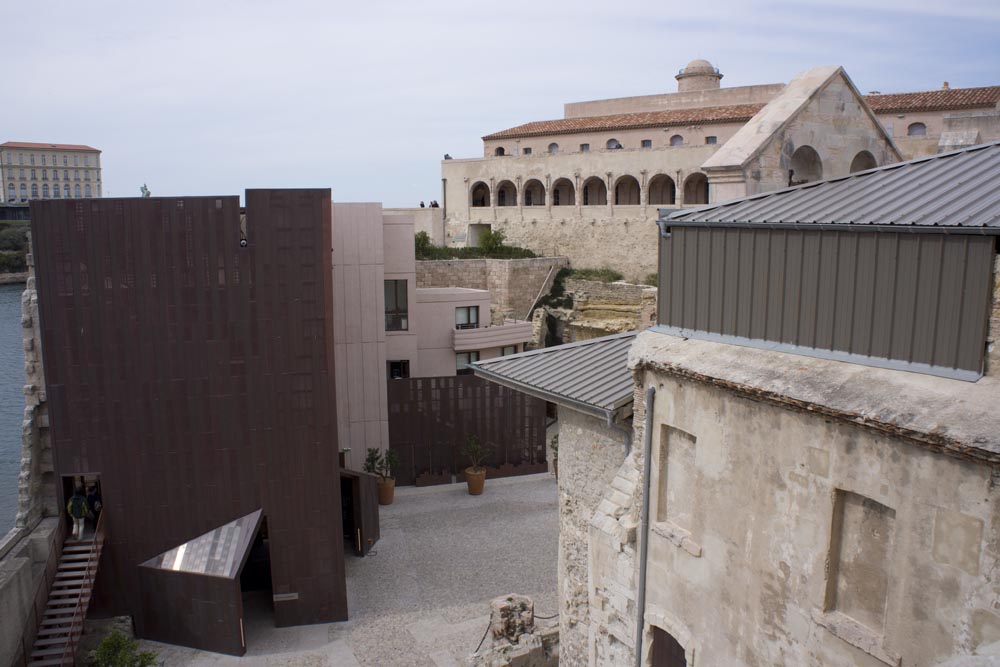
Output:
[{"xmin": 67, "ymin": 487, "xmax": 88, "ymax": 541}]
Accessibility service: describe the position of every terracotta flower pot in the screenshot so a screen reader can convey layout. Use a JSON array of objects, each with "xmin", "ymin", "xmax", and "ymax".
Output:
[
  {"xmin": 465, "ymin": 467, "xmax": 486, "ymax": 495},
  {"xmin": 377, "ymin": 478, "xmax": 395, "ymax": 505}
]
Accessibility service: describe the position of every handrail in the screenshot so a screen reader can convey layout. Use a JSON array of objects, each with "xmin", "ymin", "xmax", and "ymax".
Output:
[{"xmin": 57, "ymin": 510, "xmax": 106, "ymax": 666}]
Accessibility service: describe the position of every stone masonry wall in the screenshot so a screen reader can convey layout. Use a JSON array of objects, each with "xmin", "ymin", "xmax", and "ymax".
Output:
[
  {"xmin": 416, "ymin": 256, "xmax": 568, "ymax": 325},
  {"xmin": 556, "ymin": 409, "xmax": 629, "ymax": 666},
  {"xmin": 565, "ymin": 279, "xmax": 657, "ymax": 342},
  {"xmin": 987, "ymin": 254, "xmax": 1000, "ymax": 376}
]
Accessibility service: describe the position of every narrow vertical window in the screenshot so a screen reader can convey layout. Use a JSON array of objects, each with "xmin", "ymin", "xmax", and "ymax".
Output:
[{"xmin": 384, "ymin": 280, "xmax": 408, "ymax": 331}]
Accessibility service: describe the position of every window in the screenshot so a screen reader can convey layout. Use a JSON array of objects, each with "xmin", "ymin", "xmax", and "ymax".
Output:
[
  {"xmin": 3, "ymin": 154, "xmax": 9, "ymax": 164},
  {"xmin": 456, "ymin": 351, "xmax": 480, "ymax": 373},
  {"xmin": 62, "ymin": 156, "xmax": 68, "ymax": 166},
  {"xmin": 580, "ymin": 143, "xmax": 590, "ymax": 152},
  {"xmin": 20, "ymin": 184, "xmax": 27, "ymax": 200},
  {"xmin": 31, "ymin": 183, "xmax": 38, "ymax": 198},
  {"xmin": 907, "ymin": 122, "xmax": 927, "ymax": 137},
  {"xmin": 41, "ymin": 170, "xmax": 47, "ymax": 180},
  {"xmin": 74, "ymin": 184, "xmax": 81, "ymax": 197},
  {"xmin": 52, "ymin": 185, "xmax": 59, "ymax": 198},
  {"xmin": 494, "ymin": 147, "xmax": 505, "ymax": 156},
  {"xmin": 85, "ymin": 184, "xmax": 92, "ymax": 197},
  {"xmin": 548, "ymin": 143, "xmax": 559, "ymax": 154},
  {"xmin": 705, "ymin": 136, "xmax": 717, "ymax": 145},
  {"xmin": 387, "ymin": 360, "xmax": 410, "ymax": 380},
  {"xmin": 74, "ymin": 170, "xmax": 80, "ymax": 181},
  {"xmin": 42, "ymin": 184, "xmax": 49, "ymax": 197},
  {"xmin": 84, "ymin": 155, "xmax": 90, "ymax": 166},
  {"xmin": 30, "ymin": 154, "xmax": 35, "ymax": 165},
  {"xmin": 73, "ymin": 155, "xmax": 79, "ymax": 166},
  {"xmin": 30, "ymin": 169, "xmax": 35, "ymax": 179},
  {"xmin": 64, "ymin": 170, "xmax": 69, "ymax": 180},
  {"xmin": 455, "ymin": 306, "xmax": 479, "ymax": 329},
  {"xmin": 63, "ymin": 184, "xmax": 70, "ymax": 198},
  {"xmin": 502, "ymin": 345, "xmax": 517, "ymax": 356},
  {"xmin": 606, "ymin": 138, "xmax": 622, "ymax": 149},
  {"xmin": 19, "ymin": 169, "xmax": 24, "ymax": 179},
  {"xmin": 53, "ymin": 170, "xmax": 59, "ymax": 180},
  {"xmin": 522, "ymin": 147, "xmax": 532, "ymax": 155},
  {"xmin": 85, "ymin": 172, "xmax": 90, "ymax": 181},
  {"xmin": 641, "ymin": 139, "xmax": 653, "ymax": 148},
  {"xmin": 670, "ymin": 134, "xmax": 684, "ymax": 146},
  {"xmin": 384, "ymin": 279, "xmax": 408, "ymax": 331},
  {"xmin": 18, "ymin": 153, "xmax": 23, "ymax": 165}
]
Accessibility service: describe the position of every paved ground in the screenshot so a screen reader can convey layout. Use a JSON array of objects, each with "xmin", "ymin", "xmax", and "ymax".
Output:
[{"xmin": 140, "ymin": 473, "xmax": 558, "ymax": 666}]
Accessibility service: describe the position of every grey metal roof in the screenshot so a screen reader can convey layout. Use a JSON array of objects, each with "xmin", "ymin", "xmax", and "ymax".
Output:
[
  {"xmin": 472, "ymin": 331, "xmax": 637, "ymax": 420},
  {"xmin": 665, "ymin": 141, "xmax": 1000, "ymax": 230}
]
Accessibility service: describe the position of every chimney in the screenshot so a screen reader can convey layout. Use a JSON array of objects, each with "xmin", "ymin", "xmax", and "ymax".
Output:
[{"xmin": 942, "ymin": 81, "xmax": 950, "ymax": 90}]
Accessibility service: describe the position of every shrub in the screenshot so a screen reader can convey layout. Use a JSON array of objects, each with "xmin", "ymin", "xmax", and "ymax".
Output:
[
  {"xmin": 568, "ymin": 267, "xmax": 623, "ymax": 283},
  {"xmin": 0, "ymin": 251, "xmax": 26, "ymax": 273},
  {"xmin": 91, "ymin": 629, "xmax": 157, "ymax": 667},
  {"xmin": 642, "ymin": 272, "xmax": 658, "ymax": 287},
  {"xmin": 414, "ymin": 231, "xmax": 537, "ymax": 261}
]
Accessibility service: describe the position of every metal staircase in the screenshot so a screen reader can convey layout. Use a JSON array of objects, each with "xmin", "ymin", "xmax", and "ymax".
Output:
[{"xmin": 28, "ymin": 512, "xmax": 106, "ymax": 666}]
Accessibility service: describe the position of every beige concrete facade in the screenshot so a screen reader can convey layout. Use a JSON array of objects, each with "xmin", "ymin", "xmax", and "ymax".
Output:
[
  {"xmin": 0, "ymin": 141, "xmax": 102, "ymax": 202},
  {"xmin": 440, "ymin": 60, "xmax": 998, "ymax": 277}
]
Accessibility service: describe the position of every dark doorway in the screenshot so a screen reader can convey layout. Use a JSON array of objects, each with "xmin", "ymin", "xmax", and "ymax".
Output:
[
  {"xmin": 239, "ymin": 517, "xmax": 274, "ymax": 649},
  {"xmin": 340, "ymin": 470, "xmax": 380, "ymax": 556},
  {"xmin": 651, "ymin": 626, "xmax": 687, "ymax": 667}
]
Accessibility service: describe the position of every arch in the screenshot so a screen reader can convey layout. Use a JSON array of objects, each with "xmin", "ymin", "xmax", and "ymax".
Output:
[
  {"xmin": 85, "ymin": 184, "xmax": 92, "ymax": 197},
  {"xmin": 31, "ymin": 183, "xmax": 38, "ymax": 198},
  {"xmin": 789, "ymin": 145, "xmax": 823, "ymax": 185},
  {"xmin": 907, "ymin": 122, "xmax": 927, "ymax": 137},
  {"xmin": 582, "ymin": 176, "xmax": 607, "ymax": 206},
  {"xmin": 548, "ymin": 143, "xmax": 559, "ymax": 154},
  {"xmin": 63, "ymin": 184, "xmax": 70, "ymax": 198},
  {"xmin": 471, "ymin": 181, "xmax": 490, "ymax": 207},
  {"xmin": 494, "ymin": 146, "xmax": 505, "ymax": 156},
  {"xmin": 849, "ymin": 150, "xmax": 877, "ymax": 173},
  {"xmin": 670, "ymin": 134, "xmax": 684, "ymax": 147},
  {"xmin": 647, "ymin": 174, "xmax": 676, "ymax": 205},
  {"xmin": 19, "ymin": 184, "xmax": 27, "ymax": 200},
  {"xmin": 496, "ymin": 180, "xmax": 517, "ymax": 207},
  {"xmin": 42, "ymin": 184, "xmax": 49, "ymax": 198},
  {"xmin": 74, "ymin": 184, "xmax": 81, "ymax": 197},
  {"xmin": 551, "ymin": 178, "xmax": 575, "ymax": 206},
  {"xmin": 606, "ymin": 138, "xmax": 622, "ymax": 150},
  {"xmin": 683, "ymin": 173, "xmax": 709, "ymax": 205},
  {"xmin": 522, "ymin": 179, "xmax": 545, "ymax": 207},
  {"xmin": 614, "ymin": 175, "xmax": 640, "ymax": 205}
]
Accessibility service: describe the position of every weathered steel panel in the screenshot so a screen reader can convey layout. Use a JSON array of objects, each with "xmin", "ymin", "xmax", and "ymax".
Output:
[
  {"xmin": 30, "ymin": 191, "xmax": 347, "ymax": 653},
  {"xmin": 659, "ymin": 226, "xmax": 993, "ymax": 377}
]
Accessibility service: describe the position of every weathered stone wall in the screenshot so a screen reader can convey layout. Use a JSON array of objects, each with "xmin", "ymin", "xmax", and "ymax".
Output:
[
  {"xmin": 987, "ymin": 254, "xmax": 1000, "ymax": 376},
  {"xmin": 0, "ymin": 518, "xmax": 61, "ymax": 667},
  {"xmin": 556, "ymin": 409, "xmax": 629, "ymax": 666},
  {"xmin": 416, "ymin": 257, "xmax": 568, "ymax": 324},
  {"xmin": 585, "ymin": 334, "xmax": 1000, "ymax": 666},
  {"xmin": 564, "ymin": 279, "xmax": 657, "ymax": 342}
]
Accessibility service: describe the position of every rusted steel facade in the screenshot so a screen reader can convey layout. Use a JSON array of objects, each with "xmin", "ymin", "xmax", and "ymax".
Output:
[
  {"xmin": 387, "ymin": 375, "xmax": 547, "ymax": 486},
  {"xmin": 657, "ymin": 226, "xmax": 995, "ymax": 380},
  {"xmin": 29, "ymin": 190, "xmax": 347, "ymax": 654}
]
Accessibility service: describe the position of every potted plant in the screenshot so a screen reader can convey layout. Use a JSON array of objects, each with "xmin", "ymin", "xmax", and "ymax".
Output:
[
  {"xmin": 550, "ymin": 434, "xmax": 559, "ymax": 479},
  {"xmin": 364, "ymin": 448, "xmax": 399, "ymax": 506},
  {"xmin": 462, "ymin": 435, "xmax": 492, "ymax": 495}
]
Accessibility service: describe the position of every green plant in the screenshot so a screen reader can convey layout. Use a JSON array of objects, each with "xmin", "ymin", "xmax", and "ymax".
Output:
[
  {"xmin": 413, "ymin": 232, "xmax": 537, "ymax": 261},
  {"xmin": 642, "ymin": 272, "xmax": 658, "ymax": 287},
  {"xmin": 569, "ymin": 267, "xmax": 624, "ymax": 283},
  {"xmin": 363, "ymin": 448, "xmax": 399, "ymax": 482},
  {"xmin": 462, "ymin": 435, "xmax": 493, "ymax": 473},
  {"xmin": 91, "ymin": 629, "xmax": 157, "ymax": 667}
]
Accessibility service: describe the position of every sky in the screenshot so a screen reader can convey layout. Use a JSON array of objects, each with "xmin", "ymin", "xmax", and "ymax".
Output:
[{"xmin": 8, "ymin": 0, "xmax": 1000, "ymax": 207}]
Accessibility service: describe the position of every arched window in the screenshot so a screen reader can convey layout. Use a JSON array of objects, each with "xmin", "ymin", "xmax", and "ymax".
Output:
[
  {"xmin": 789, "ymin": 145, "xmax": 823, "ymax": 185},
  {"xmin": 494, "ymin": 147, "xmax": 505, "ymax": 156},
  {"xmin": 551, "ymin": 178, "xmax": 575, "ymax": 206},
  {"xmin": 606, "ymin": 138, "xmax": 622, "ymax": 150},
  {"xmin": 647, "ymin": 174, "xmax": 676, "ymax": 205},
  {"xmin": 85, "ymin": 184, "xmax": 92, "ymax": 197},
  {"xmin": 30, "ymin": 184, "xmax": 38, "ymax": 198},
  {"xmin": 849, "ymin": 151, "xmax": 877, "ymax": 173},
  {"xmin": 670, "ymin": 135, "xmax": 684, "ymax": 147},
  {"xmin": 548, "ymin": 143, "xmax": 559, "ymax": 154},
  {"xmin": 614, "ymin": 175, "xmax": 640, "ymax": 205},
  {"xmin": 52, "ymin": 185, "xmax": 60, "ymax": 198},
  {"xmin": 683, "ymin": 173, "xmax": 709, "ymax": 205},
  {"xmin": 42, "ymin": 184, "xmax": 49, "ymax": 197},
  {"xmin": 73, "ymin": 184, "xmax": 80, "ymax": 197},
  {"xmin": 20, "ymin": 184, "xmax": 27, "ymax": 200},
  {"xmin": 523, "ymin": 179, "xmax": 545, "ymax": 207},
  {"xmin": 470, "ymin": 181, "xmax": 490, "ymax": 207},
  {"xmin": 582, "ymin": 177, "xmax": 607, "ymax": 206},
  {"xmin": 6, "ymin": 182, "xmax": 14, "ymax": 199},
  {"xmin": 63, "ymin": 184, "xmax": 70, "ymax": 198},
  {"xmin": 907, "ymin": 122, "xmax": 927, "ymax": 137},
  {"xmin": 496, "ymin": 180, "xmax": 516, "ymax": 207}
]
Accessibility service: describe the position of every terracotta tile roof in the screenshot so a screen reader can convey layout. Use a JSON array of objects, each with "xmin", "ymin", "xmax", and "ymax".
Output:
[
  {"xmin": 1, "ymin": 141, "xmax": 100, "ymax": 152},
  {"xmin": 864, "ymin": 86, "xmax": 1000, "ymax": 114},
  {"xmin": 481, "ymin": 103, "xmax": 766, "ymax": 141}
]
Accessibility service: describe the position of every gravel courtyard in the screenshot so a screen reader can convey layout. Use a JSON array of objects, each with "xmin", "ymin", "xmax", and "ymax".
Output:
[{"xmin": 140, "ymin": 473, "xmax": 558, "ymax": 666}]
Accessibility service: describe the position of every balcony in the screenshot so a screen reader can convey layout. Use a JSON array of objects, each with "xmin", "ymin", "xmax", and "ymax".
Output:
[{"xmin": 453, "ymin": 319, "xmax": 533, "ymax": 352}]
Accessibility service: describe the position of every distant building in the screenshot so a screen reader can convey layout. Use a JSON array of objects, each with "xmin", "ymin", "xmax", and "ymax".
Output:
[
  {"xmin": 440, "ymin": 59, "xmax": 1000, "ymax": 278},
  {"xmin": 0, "ymin": 141, "xmax": 102, "ymax": 203}
]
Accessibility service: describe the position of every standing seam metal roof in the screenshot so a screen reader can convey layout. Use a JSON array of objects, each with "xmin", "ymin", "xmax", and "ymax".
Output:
[
  {"xmin": 666, "ymin": 141, "xmax": 1000, "ymax": 229},
  {"xmin": 472, "ymin": 332, "xmax": 637, "ymax": 418}
]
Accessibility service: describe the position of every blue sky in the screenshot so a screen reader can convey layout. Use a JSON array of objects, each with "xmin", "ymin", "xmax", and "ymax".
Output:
[{"xmin": 9, "ymin": 0, "xmax": 999, "ymax": 206}]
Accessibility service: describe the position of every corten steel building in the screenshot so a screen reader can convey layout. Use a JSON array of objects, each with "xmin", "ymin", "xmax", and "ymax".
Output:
[{"xmin": 28, "ymin": 190, "xmax": 347, "ymax": 655}]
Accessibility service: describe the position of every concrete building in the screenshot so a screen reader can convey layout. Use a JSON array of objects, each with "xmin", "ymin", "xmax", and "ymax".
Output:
[
  {"xmin": 331, "ymin": 204, "xmax": 533, "ymax": 470},
  {"xmin": 440, "ymin": 60, "xmax": 1000, "ymax": 278},
  {"xmin": 0, "ymin": 141, "xmax": 102, "ymax": 202},
  {"xmin": 475, "ymin": 143, "xmax": 1000, "ymax": 666}
]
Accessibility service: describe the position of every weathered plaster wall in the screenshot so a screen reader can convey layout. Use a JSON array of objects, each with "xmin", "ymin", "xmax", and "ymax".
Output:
[
  {"xmin": 987, "ymin": 254, "xmax": 1000, "ymax": 376},
  {"xmin": 589, "ymin": 349, "xmax": 1000, "ymax": 666},
  {"xmin": 564, "ymin": 279, "xmax": 657, "ymax": 341},
  {"xmin": 556, "ymin": 409, "xmax": 629, "ymax": 667},
  {"xmin": 416, "ymin": 256, "xmax": 569, "ymax": 324},
  {"xmin": 384, "ymin": 207, "xmax": 445, "ymax": 246}
]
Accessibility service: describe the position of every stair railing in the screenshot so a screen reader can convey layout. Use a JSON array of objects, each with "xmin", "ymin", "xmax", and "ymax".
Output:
[{"xmin": 57, "ymin": 510, "xmax": 106, "ymax": 666}]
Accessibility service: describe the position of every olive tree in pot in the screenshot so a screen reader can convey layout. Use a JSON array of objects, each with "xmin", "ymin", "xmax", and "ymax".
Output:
[
  {"xmin": 365, "ymin": 448, "xmax": 400, "ymax": 505},
  {"xmin": 462, "ymin": 435, "xmax": 493, "ymax": 495}
]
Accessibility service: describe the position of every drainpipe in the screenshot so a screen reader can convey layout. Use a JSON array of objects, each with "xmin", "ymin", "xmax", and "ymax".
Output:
[{"xmin": 634, "ymin": 385, "xmax": 656, "ymax": 667}]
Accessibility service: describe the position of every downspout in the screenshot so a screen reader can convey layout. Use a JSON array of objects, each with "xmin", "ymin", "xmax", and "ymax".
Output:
[{"xmin": 634, "ymin": 385, "xmax": 656, "ymax": 667}]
